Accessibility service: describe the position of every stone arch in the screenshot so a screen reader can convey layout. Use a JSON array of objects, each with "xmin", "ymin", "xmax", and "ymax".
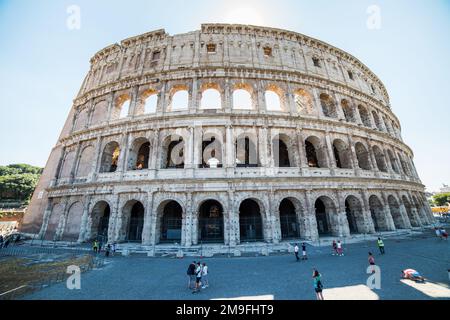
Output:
[
  {"xmin": 75, "ymin": 145, "xmax": 95, "ymax": 178},
  {"xmin": 156, "ymin": 199, "xmax": 184, "ymax": 244},
  {"xmin": 358, "ymin": 105, "xmax": 372, "ymax": 127},
  {"xmin": 279, "ymin": 197, "xmax": 302, "ymax": 239},
  {"xmin": 412, "ymin": 194, "xmax": 428, "ymax": 225},
  {"xmin": 305, "ymin": 136, "xmax": 328, "ymax": 168},
  {"xmin": 235, "ymin": 132, "xmax": 259, "ymax": 167},
  {"xmin": 387, "ymin": 149, "xmax": 400, "ymax": 174},
  {"xmin": 138, "ymin": 89, "xmax": 158, "ymax": 115},
  {"xmin": 314, "ymin": 196, "xmax": 339, "ymax": 237},
  {"xmin": 73, "ymin": 107, "xmax": 89, "ymax": 132},
  {"xmin": 402, "ymin": 195, "xmax": 420, "ymax": 227},
  {"xmin": 372, "ymin": 110, "xmax": 383, "ymax": 131},
  {"xmin": 320, "ymin": 93, "xmax": 338, "ymax": 118},
  {"xmin": 90, "ymin": 100, "xmax": 108, "ymax": 126},
  {"xmin": 233, "ymin": 87, "xmax": 254, "ymax": 110},
  {"xmin": 388, "ymin": 195, "xmax": 406, "ymax": 229},
  {"xmin": 294, "ymin": 89, "xmax": 314, "ymax": 114},
  {"xmin": 201, "ymin": 131, "xmax": 223, "ymax": 168},
  {"xmin": 238, "ymin": 198, "xmax": 264, "ymax": 242},
  {"xmin": 369, "ymin": 195, "xmax": 389, "ymax": 231},
  {"xmin": 373, "ymin": 146, "xmax": 388, "ymax": 172},
  {"xmin": 272, "ymin": 133, "xmax": 296, "ymax": 167},
  {"xmin": 333, "ymin": 139, "xmax": 353, "ymax": 169},
  {"xmin": 128, "ymin": 137, "xmax": 151, "ymax": 170},
  {"xmin": 265, "ymin": 85, "xmax": 286, "ymax": 112},
  {"xmin": 169, "ymin": 85, "xmax": 189, "ymax": 111},
  {"xmin": 100, "ymin": 141, "xmax": 120, "ymax": 173},
  {"xmin": 198, "ymin": 199, "xmax": 225, "ymax": 243},
  {"xmin": 344, "ymin": 195, "xmax": 365, "ymax": 234},
  {"xmin": 355, "ymin": 142, "xmax": 371, "ymax": 170},
  {"xmin": 161, "ymin": 134, "xmax": 185, "ymax": 169},
  {"xmin": 120, "ymin": 200, "xmax": 145, "ymax": 242},
  {"xmin": 341, "ymin": 99, "xmax": 356, "ymax": 123},
  {"xmin": 89, "ymin": 200, "xmax": 111, "ymax": 242},
  {"xmin": 112, "ymin": 94, "xmax": 131, "ymax": 120},
  {"xmin": 59, "ymin": 150, "xmax": 76, "ymax": 179},
  {"xmin": 200, "ymin": 84, "xmax": 222, "ymax": 110},
  {"xmin": 44, "ymin": 202, "xmax": 64, "ymax": 240},
  {"xmin": 62, "ymin": 201, "xmax": 84, "ymax": 241}
]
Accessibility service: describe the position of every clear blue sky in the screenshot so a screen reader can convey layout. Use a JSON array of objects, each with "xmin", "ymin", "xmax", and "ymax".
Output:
[{"xmin": 0, "ymin": 0, "xmax": 449, "ymax": 192}]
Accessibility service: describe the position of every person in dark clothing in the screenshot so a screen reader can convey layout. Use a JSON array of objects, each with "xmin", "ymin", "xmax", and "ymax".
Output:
[{"xmin": 187, "ymin": 261, "xmax": 196, "ymax": 289}]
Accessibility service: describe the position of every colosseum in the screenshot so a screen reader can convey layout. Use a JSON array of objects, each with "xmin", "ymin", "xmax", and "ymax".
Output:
[{"xmin": 22, "ymin": 24, "xmax": 434, "ymax": 254}]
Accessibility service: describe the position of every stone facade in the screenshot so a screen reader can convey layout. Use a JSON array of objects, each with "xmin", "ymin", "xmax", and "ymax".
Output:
[{"xmin": 21, "ymin": 24, "xmax": 434, "ymax": 248}]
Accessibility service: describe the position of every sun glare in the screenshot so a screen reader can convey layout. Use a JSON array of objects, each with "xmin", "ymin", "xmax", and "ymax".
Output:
[{"xmin": 222, "ymin": 6, "xmax": 266, "ymax": 26}]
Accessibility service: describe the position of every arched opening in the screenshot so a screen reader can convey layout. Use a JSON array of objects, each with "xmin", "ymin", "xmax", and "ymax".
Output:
[
  {"xmin": 62, "ymin": 202, "xmax": 83, "ymax": 241},
  {"xmin": 295, "ymin": 89, "xmax": 314, "ymax": 114},
  {"xmin": 369, "ymin": 195, "xmax": 388, "ymax": 232},
  {"xmin": 305, "ymin": 136, "xmax": 328, "ymax": 168},
  {"xmin": 333, "ymin": 139, "xmax": 353, "ymax": 169},
  {"xmin": 126, "ymin": 201, "xmax": 144, "ymax": 242},
  {"xmin": 265, "ymin": 90, "xmax": 282, "ymax": 111},
  {"xmin": 100, "ymin": 142, "xmax": 120, "ymax": 173},
  {"xmin": 144, "ymin": 93, "xmax": 158, "ymax": 114},
  {"xmin": 233, "ymin": 89, "xmax": 253, "ymax": 110},
  {"xmin": 345, "ymin": 196, "xmax": 365, "ymax": 234},
  {"xmin": 202, "ymin": 135, "xmax": 222, "ymax": 168},
  {"xmin": 358, "ymin": 105, "xmax": 372, "ymax": 127},
  {"xmin": 239, "ymin": 199, "xmax": 263, "ymax": 242},
  {"xmin": 320, "ymin": 93, "xmax": 337, "ymax": 118},
  {"xmin": 373, "ymin": 146, "xmax": 388, "ymax": 172},
  {"xmin": 90, "ymin": 201, "xmax": 110, "ymax": 242},
  {"xmin": 272, "ymin": 136, "xmax": 292, "ymax": 167},
  {"xmin": 355, "ymin": 142, "xmax": 371, "ymax": 170},
  {"xmin": 315, "ymin": 197, "xmax": 336, "ymax": 237},
  {"xmin": 201, "ymin": 88, "xmax": 222, "ymax": 109},
  {"xmin": 387, "ymin": 150, "xmax": 400, "ymax": 174},
  {"xmin": 398, "ymin": 154, "xmax": 410, "ymax": 176},
  {"xmin": 198, "ymin": 200, "xmax": 224, "ymax": 243},
  {"xmin": 114, "ymin": 95, "xmax": 131, "ymax": 119},
  {"xmin": 388, "ymin": 196, "xmax": 406, "ymax": 229},
  {"xmin": 160, "ymin": 201, "xmax": 183, "ymax": 243},
  {"xmin": 341, "ymin": 99, "xmax": 356, "ymax": 123},
  {"xmin": 76, "ymin": 146, "xmax": 95, "ymax": 178},
  {"xmin": 402, "ymin": 196, "xmax": 419, "ymax": 227},
  {"xmin": 44, "ymin": 203, "xmax": 63, "ymax": 240},
  {"xmin": 372, "ymin": 111, "xmax": 383, "ymax": 131},
  {"xmin": 279, "ymin": 199, "xmax": 300, "ymax": 239},
  {"xmin": 235, "ymin": 134, "xmax": 258, "ymax": 167},
  {"xmin": 170, "ymin": 89, "xmax": 189, "ymax": 111},
  {"xmin": 59, "ymin": 151, "xmax": 76, "ymax": 179},
  {"xmin": 128, "ymin": 138, "xmax": 150, "ymax": 170},
  {"xmin": 162, "ymin": 135, "xmax": 184, "ymax": 169}
]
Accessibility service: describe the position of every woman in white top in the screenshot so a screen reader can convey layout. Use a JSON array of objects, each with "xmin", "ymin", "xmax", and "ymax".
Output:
[{"xmin": 201, "ymin": 263, "xmax": 209, "ymax": 289}]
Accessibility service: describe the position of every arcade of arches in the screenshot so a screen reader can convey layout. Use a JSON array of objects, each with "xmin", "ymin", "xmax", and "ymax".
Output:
[{"xmin": 45, "ymin": 190, "xmax": 433, "ymax": 246}]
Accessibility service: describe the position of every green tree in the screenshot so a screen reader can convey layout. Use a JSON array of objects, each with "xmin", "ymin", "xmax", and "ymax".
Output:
[
  {"xmin": 0, "ymin": 164, "xmax": 42, "ymax": 204},
  {"xmin": 432, "ymin": 193, "xmax": 450, "ymax": 207}
]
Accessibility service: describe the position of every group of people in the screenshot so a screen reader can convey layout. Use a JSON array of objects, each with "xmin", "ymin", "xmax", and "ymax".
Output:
[
  {"xmin": 92, "ymin": 240, "xmax": 116, "ymax": 257},
  {"xmin": 435, "ymin": 227, "xmax": 448, "ymax": 240},
  {"xmin": 294, "ymin": 243, "xmax": 308, "ymax": 261},
  {"xmin": 187, "ymin": 261, "xmax": 209, "ymax": 293},
  {"xmin": 331, "ymin": 240, "xmax": 344, "ymax": 256}
]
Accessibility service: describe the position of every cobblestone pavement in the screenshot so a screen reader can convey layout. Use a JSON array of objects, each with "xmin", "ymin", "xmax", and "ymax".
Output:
[{"xmin": 21, "ymin": 234, "xmax": 450, "ymax": 300}]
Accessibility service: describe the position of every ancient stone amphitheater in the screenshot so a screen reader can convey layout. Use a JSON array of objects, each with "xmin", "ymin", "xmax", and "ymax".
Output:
[{"xmin": 22, "ymin": 24, "xmax": 433, "ymax": 253}]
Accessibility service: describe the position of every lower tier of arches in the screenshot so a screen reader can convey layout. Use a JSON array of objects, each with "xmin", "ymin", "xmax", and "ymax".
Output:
[{"xmin": 37, "ymin": 187, "xmax": 434, "ymax": 246}]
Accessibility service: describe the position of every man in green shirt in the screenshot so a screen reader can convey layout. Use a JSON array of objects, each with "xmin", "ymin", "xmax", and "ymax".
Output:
[{"xmin": 377, "ymin": 238, "xmax": 385, "ymax": 254}]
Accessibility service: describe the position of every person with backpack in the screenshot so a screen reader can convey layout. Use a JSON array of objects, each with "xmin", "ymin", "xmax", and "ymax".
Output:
[
  {"xmin": 187, "ymin": 261, "xmax": 196, "ymax": 289},
  {"xmin": 377, "ymin": 238, "xmax": 385, "ymax": 254},
  {"xmin": 313, "ymin": 269, "xmax": 324, "ymax": 300},
  {"xmin": 294, "ymin": 243, "xmax": 300, "ymax": 261},
  {"xmin": 192, "ymin": 262, "xmax": 203, "ymax": 294},
  {"xmin": 301, "ymin": 242, "xmax": 308, "ymax": 260}
]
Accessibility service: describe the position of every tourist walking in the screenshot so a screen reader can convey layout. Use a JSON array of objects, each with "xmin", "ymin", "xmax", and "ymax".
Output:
[
  {"xmin": 201, "ymin": 262, "xmax": 209, "ymax": 289},
  {"xmin": 187, "ymin": 261, "xmax": 196, "ymax": 289},
  {"xmin": 440, "ymin": 228, "xmax": 448, "ymax": 240},
  {"xmin": 111, "ymin": 242, "xmax": 116, "ymax": 256},
  {"xmin": 313, "ymin": 269, "xmax": 324, "ymax": 300},
  {"xmin": 301, "ymin": 242, "xmax": 308, "ymax": 260},
  {"xmin": 93, "ymin": 240, "xmax": 99, "ymax": 253},
  {"xmin": 377, "ymin": 237, "xmax": 385, "ymax": 255},
  {"xmin": 337, "ymin": 240, "xmax": 344, "ymax": 256},
  {"xmin": 368, "ymin": 252, "xmax": 376, "ymax": 273},
  {"xmin": 435, "ymin": 228, "xmax": 442, "ymax": 239},
  {"xmin": 192, "ymin": 262, "xmax": 203, "ymax": 293},
  {"xmin": 332, "ymin": 240, "xmax": 338, "ymax": 256},
  {"xmin": 294, "ymin": 243, "xmax": 300, "ymax": 261},
  {"xmin": 105, "ymin": 244, "xmax": 111, "ymax": 257}
]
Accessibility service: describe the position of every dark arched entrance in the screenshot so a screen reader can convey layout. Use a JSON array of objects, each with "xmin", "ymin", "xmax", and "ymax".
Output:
[
  {"xmin": 160, "ymin": 201, "xmax": 183, "ymax": 242},
  {"xmin": 127, "ymin": 202, "xmax": 144, "ymax": 242},
  {"xmin": 279, "ymin": 199, "xmax": 300, "ymax": 239},
  {"xmin": 199, "ymin": 200, "xmax": 224, "ymax": 243},
  {"xmin": 97, "ymin": 205, "xmax": 110, "ymax": 241},
  {"xmin": 315, "ymin": 199, "xmax": 330, "ymax": 236},
  {"xmin": 239, "ymin": 199, "xmax": 263, "ymax": 242}
]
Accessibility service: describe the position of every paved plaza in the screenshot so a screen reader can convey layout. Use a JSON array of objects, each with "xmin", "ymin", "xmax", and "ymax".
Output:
[{"xmin": 21, "ymin": 233, "xmax": 450, "ymax": 300}]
